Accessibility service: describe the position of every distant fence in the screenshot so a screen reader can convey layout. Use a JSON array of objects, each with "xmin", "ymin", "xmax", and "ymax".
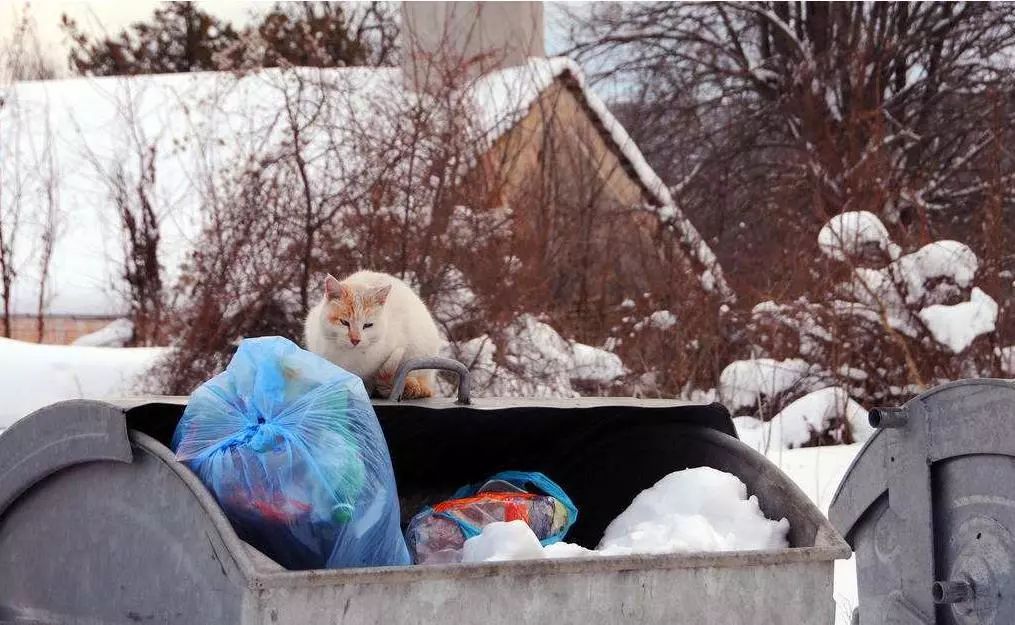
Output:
[{"xmin": 9, "ymin": 316, "xmax": 115, "ymax": 345}]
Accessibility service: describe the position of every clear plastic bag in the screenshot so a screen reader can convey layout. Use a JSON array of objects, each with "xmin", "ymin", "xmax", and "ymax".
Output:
[
  {"xmin": 172, "ymin": 336, "xmax": 409, "ymax": 570},
  {"xmin": 406, "ymin": 471, "xmax": 578, "ymax": 564}
]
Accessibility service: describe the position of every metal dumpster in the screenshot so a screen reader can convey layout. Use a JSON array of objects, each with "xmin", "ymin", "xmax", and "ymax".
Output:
[
  {"xmin": 829, "ymin": 378, "xmax": 1015, "ymax": 625},
  {"xmin": 0, "ymin": 365, "xmax": 849, "ymax": 625}
]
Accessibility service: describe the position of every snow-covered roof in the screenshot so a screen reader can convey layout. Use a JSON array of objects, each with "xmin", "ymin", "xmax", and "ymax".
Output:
[{"xmin": 1, "ymin": 58, "xmax": 729, "ymax": 316}]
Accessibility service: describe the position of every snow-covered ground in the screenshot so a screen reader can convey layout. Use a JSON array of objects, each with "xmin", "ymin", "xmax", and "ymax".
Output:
[
  {"xmin": 0, "ymin": 337, "xmax": 164, "ymax": 428},
  {"xmin": 764, "ymin": 443, "xmax": 861, "ymax": 625}
]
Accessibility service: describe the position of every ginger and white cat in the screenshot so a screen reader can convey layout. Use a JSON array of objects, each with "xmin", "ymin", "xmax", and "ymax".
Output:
[{"xmin": 304, "ymin": 270, "xmax": 442, "ymax": 399}]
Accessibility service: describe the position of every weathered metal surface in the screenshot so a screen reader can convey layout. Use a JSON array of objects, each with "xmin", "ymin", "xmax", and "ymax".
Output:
[
  {"xmin": 829, "ymin": 379, "xmax": 1015, "ymax": 625},
  {"xmin": 0, "ymin": 428, "xmax": 251, "ymax": 625},
  {"xmin": 250, "ymin": 559, "xmax": 835, "ymax": 625},
  {"xmin": 0, "ymin": 400, "xmax": 133, "ymax": 516}
]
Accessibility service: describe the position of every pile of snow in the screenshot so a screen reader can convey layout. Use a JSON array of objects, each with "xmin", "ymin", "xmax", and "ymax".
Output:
[
  {"xmin": 719, "ymin": 358, "xmax": 813, "ymax": 411},
  {"xmin": 571, "ymin": 342, "xmax": 626, "ymax": 381},
  {"xmin": 918, "ymin": 287, "xmax": 998, "ymax": 353},
  {"xmin": 449, "ymin": 314, "xmax": 624, "ymax": 398},
  {"xmin": 894, "ymin": 240, "xmax": 978, "ymax": 304},
  {"xmin": 462, "ymin": 467, "xmax": 789, "ymax": 563},
  {"xmin": 734, "ymin": 387, "xmax": 874, "ymax": 451},
  {"xmin": 597, "ymin": 467, "xmax": 789, "ymax": 554},
  {"xmin": 0, "ymin": 338, "xmax": 164, "ymax": 429},
  {"xmin": 819, "ymin": 212, "xmax": 978, "ymax": 310},
  {"xmin": 819, "ymin": 211, "xmax": 996, "ymax": 356},
  {"xmin": 71, "ymin": 318, "xmax": 135, "ymax": 347},
  {"xmin": 818, "ymin": 211, "xmax": 895, "ymax": 261},
  {"xmin": 634, "ymin": 310, "xmax": 678, "ymax": 331},
  {"xmin": 841, "ymin": 237, "xmax": 996, "ymax": 353},
  {"xmin": 1001, "ymin": 346, "xmax": 1015, "ymax": 376},
  {"xmin": 846, "ymin": 240, "xmax": 979, "ymax": 309},
  {"xmin": 462, "ymin": 520, "xmax": 549, "ymax": 562}
]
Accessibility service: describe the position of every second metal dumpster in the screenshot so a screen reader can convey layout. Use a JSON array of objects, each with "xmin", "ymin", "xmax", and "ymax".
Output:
[
  {"xmin": 829, "ymin": 378, "xmax": 1015, "ymax": 625},
  {"xmin": 0, "ymin": 373, "xmax": 849, "ymax": 624}
]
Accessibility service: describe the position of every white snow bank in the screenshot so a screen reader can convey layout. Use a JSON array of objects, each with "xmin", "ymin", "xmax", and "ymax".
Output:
[
  {"xmin": 72, "ymin": 318, "xmax": 135, "ymax": 347},
  {"xmin": 461, "ymin": 468, "xmax": 789, "ymax": 563},
  {"xmin": 719, "ymin": 358, "xmax": 812, "ymax": 411},
  {"xmin": 739, "ymin": 387, "xmax": 873, "ymax": 450},
  {"xmin": 447, "ymin": 314, "xmax": 625, "ymax": 398},
  {"xmin": 571, "ymin": 342, "xmax": 625, "ymax": 382},
  {"xmin": 503, "ymin": 314, "xmax": 624, "ymax": 387},
  {"xmin": 919, "ymin": 287, "xmax": 998, "ymax": 353},
  {"xmin": 731, "ymin": 415, "xmax": 768, "ymax": 450},
  {"xmin": 0, "ymin": 338, "xmax": 164, "ymax": 428},
  {"xmin": 818, "ymin": 211, "xmax": 892, "ymax": 261},
  {"xmin": 763, "ymin": 443, "xmax": 862, "ymax": 624}
]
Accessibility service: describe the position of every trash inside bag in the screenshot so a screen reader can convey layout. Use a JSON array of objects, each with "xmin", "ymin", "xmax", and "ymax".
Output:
[
  {"xmin": 406, "ymin": 471, "xmax": 577, "ymax": 564},
  {"xmin": 172, "ymin": 336, "xmax": 410, "ymax": 570}
]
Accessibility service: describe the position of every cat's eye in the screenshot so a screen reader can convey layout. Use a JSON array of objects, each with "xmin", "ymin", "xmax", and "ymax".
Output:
[
  {"xmin": 339, "ymin": 319, "xmax": 350, "ymax": 327},
  {"xmin": 363, "ymin": 323, "xmax": 374, "ymax": 328}
]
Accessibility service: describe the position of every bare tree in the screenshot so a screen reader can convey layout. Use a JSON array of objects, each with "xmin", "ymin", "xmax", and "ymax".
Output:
[
  {"xmin": 35, "ymin": 109, "xmax": 62, "ymax": 341},
  {"xmin": 567, "ymin": 3, "xmax": 1015, "ymax": 299},
  {"xmin": 0, "ymin": 160, "xmax": 20, "ymax": 338},
  {"xmin": 74, "ymin": 82, "xmax": 167, "ymax": 346},
  {"xmin": 1, "ymin": 4, "xmax": 56, "ymax": 82},
  {"xmin": 1, "ymin": 4, "xmax": 58, "ymax": 338}
]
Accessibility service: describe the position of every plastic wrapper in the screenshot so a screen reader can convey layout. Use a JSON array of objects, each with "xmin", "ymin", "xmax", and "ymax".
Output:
[
  {"xmin": 172, "ymin": 336, "xmax": 409, "ymax": 570},
  {"xmin": 406, "ymin": 471, "xmax": 577, "ymax": 564}
]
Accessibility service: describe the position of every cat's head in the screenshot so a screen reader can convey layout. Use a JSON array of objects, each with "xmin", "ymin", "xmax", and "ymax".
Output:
[{"xmin": 321, "ymin": 274, "xmax": 391, "ymax": 348}]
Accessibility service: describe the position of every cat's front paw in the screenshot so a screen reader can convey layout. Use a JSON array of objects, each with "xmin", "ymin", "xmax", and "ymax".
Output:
[{"xmin": 401, "ymin": 375, "xmax": 433, "ymax": 400}]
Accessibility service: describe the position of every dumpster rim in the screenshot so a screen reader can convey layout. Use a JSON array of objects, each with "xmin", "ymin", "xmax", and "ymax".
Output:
[{"xmin": 248, "ymin": 542, "xmax": 848, "ymax": 589}]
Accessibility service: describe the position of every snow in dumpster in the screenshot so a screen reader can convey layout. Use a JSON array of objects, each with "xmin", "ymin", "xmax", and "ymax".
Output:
[{"xmin": 461, "ymin": 467, "xmax": 789, "ymax": 562}]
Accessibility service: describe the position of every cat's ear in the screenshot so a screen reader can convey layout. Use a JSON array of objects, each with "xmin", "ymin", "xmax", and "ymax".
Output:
[
  {"xmin": 324, "ymin": 274, "xmax": 348, "ymax": 300},
  {"xmin": 370, "ymin": 284, "xmax": 392, "ymax": 306}
]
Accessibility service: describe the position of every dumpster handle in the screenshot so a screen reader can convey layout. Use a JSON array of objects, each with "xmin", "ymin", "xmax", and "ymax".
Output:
[{"xmin": 389, "ymin": 357, "xmax": 471, "ymax": 405}]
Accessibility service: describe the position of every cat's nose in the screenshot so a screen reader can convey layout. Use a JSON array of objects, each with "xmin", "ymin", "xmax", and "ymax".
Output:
[{"xmin": 350, "ymin": 337, "xmax": 360, "ymax": 345}]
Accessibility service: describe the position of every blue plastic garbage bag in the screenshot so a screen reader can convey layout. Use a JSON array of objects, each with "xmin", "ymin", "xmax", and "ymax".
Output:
[
  {"xmin": 406, "ymin": 471, "xmax": 578, "ymax": 564},
  {"xmin": 171, "ymin": 336, "xmax": 410, "ymax": 570}
]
